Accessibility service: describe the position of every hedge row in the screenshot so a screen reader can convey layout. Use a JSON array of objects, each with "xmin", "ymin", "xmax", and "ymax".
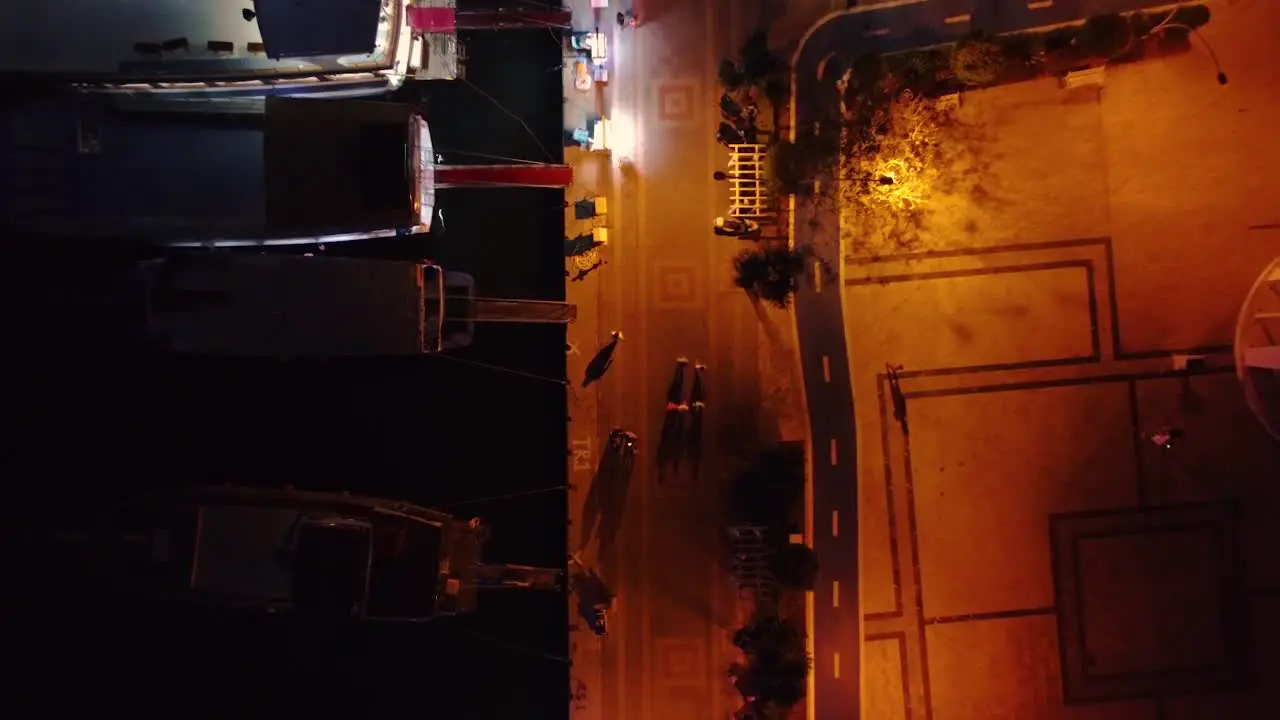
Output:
[{"xmin": 858, "ymin": 3, "xmax": 1212, "ymax": 95}]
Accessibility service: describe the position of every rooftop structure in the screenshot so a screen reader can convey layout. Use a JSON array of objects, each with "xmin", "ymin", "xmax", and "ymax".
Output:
[
  {"xmin": 1, "ymin": 0, "xmax": 423, "ymax": 95},
  {"xmin": 2, "ymin": 95, "xmax": 434, "ymax": 246},
  {"xmin": 81, "ymin": 486, "xmax": 563, "ymax": 620},
  {"xmin": 1235, "ymin": 257, "xmax": 1280, "ymax": 440}
]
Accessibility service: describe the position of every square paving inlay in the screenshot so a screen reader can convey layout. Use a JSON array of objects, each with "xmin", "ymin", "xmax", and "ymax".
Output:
[
  {"xmin": 1050, "ymin": 500, "xmax": 1247, "ymax": 704},
  {"xmin": 654, "ymin": 81, "xmax": 697, "ymax": 125},
  {"xmin": 652, "ymin": 263, "xmax": 702, "ymax": 308}
]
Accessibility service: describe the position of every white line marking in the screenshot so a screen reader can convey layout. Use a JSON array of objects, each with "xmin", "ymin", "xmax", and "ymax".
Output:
[
  {"xmin": 944, "ymin": 13, "xmax": 971, "ymax": 24},
  {"xmin": 829, "ymin": 438, "xmax": 838, "ymax": 466},
  {"xmin": 1027, "ymin": 0, "xmax": 1053, "ymax": 9},
  {"xmin": 832, "ymin": 581, "xmax": 840, "ymax": 608},
  {"xmin": 813, "ymin": 259, "xmax": 823, "ymax": 293},
  {"xmin": 821, "ymin": 355, "xmax": 831, "ymax": 383},
  {"xmin": 833, "ymin": 652, "xmax": 841, "ymax": 678},
  {"xmin": 831, "ymin": 510, "xmax": 839, "ymax": 537}
]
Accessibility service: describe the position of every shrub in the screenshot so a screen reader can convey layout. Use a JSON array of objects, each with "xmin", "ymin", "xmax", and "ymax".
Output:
[
  {"xmin": 1041, "ymin": 25, "xmax": 1078, "ymax": 53},
  {"xmin": 997, "ymin": 32, "xmax": 1037, "ymax": 64},
  {"xmin": 740, "ymin": 30, "xmax": 783, "ymax": 84},
  {"xmin": 1128, "ymin": 11, "xmax": 1160, "ymax": 38},
  {"xmin": 1172, "ymin": 4, "xmax": 1211, "ymax": 29},
  {"xmin": 950, "ymin": 33, "xmax": 1004, "ymax": 86},
  {"xmin": 1079, "ymin": 13, "xmax": 1132, "ymax": 58},
  {"xmin": 771, "ymin": 543, "xmax": 819, "ymax": 590},
  {"xmin": 719, "ymin": 58, "xmax": 745, "ymax": 90}
]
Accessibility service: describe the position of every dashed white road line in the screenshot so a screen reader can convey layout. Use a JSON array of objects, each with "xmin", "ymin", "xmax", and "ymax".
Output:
[
  {"xmin": 821, "ymin": 355, "xmax": 831, "ymax": 383},
  {"xmin": 828, "ymin": 438, "xmax": 838, "ymax": 466},
  {"xmin": 944, "ymin": 13, "xmax": 971, "ymax": 24},
  {"xmin": 832, "ymin": 580, "xmax": 840, "ymax": 608},
  {"xmin": 1027, "ymin": 0, "xmax": 1053, "ymax": 9},
  {"xmin": 813, "ymin": 260, "xmax": 823, "ymax": 293},
  {"xmin": 833, "ymin": 652, "xmax": 841, "ymax": 678},
  {"xmin": 831, "ymin": 510, "xmax": 839, "ymax": 537}
]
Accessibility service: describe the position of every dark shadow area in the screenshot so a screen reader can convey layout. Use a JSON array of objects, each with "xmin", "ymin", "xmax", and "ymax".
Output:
[{"xmin": 0, "ymin": 17, "xmax": 571, "ymax": 720}]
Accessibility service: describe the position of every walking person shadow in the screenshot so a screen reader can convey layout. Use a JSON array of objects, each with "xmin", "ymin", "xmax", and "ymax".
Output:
[
  {"xmin": 685, "ymin": 363, "xmax": 707, "ymax": 479},
  {"xmin": 657, "ymin": 357, "xmax": 689, "ymax": 484},
  {"xmin": 582, "ymin": 331, "xmax": 624, "ymax": 388},
  {"xmin": 886, "ymin": 363, "xmax": 908, "ymax": 436}
]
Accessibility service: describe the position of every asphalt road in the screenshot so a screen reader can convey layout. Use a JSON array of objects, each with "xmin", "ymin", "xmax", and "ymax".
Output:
[{"xmin": 789, "ymin": 0, "xmax": 1190, "ymax": 717}]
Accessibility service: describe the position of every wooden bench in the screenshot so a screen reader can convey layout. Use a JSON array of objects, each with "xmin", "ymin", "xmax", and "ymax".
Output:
[
  {"xmin": 936, "ymin": 92, "xmax": 961, "ymax": 110},
  {"xmin": 1062, "ymin": 66, "xmax": 1106, "ymax": 91}
]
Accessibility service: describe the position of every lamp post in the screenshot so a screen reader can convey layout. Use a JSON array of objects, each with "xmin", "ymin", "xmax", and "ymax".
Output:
[{"xmin": 1146, "ymin": 10, "xmax": 1228, "ymax": 85}]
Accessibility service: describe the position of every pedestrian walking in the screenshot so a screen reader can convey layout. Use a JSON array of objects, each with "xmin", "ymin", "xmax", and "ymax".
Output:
[
  {"xmin": 565, "ymin": 232, "xmax": 605, "ymax": 257},
  {"xmin": 1146, "ymin": 426, "xmax": 1184, "ymax": 449},
  {"xmin": 581, "ymin": 331, "xmax": 624, "ymax": 388},
  {"xmin": 657, "ymin": 357, "xmax": 689, "ymax": 482},
  {"xmin": 685, "ymin": 363, "xmax": 707, "ymax": 476}
]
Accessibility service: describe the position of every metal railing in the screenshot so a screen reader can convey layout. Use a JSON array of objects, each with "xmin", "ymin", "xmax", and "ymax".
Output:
[{"xmin": 727, "ymin": 144, "xmax": 769, "ymax": 218}]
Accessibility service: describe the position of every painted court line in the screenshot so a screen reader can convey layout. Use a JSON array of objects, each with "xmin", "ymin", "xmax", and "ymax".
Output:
[
  {"xmin": 821, "ymin": 355, "xmax": 831, "ymax": 382},
  {"xmin": 832, "ymin": 580, "xmax": 840, "ymax": 608},
  {"xmin": 829, "ymin": 438, "xmax": 838, "ymax": 466}
]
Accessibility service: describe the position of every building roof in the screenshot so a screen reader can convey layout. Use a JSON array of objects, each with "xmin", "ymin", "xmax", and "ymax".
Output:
[{"xmin": 254, "ymin": 0, "xmax": 382, "ymax": 59}]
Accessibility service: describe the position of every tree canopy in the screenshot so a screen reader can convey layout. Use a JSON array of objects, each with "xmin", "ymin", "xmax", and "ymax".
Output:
[
  {"xmin": 729, "ymin": 443, "xmax": 805, "ymax": 529},
  {"xmin": 730, "ymin": 615, "xmax": 811, "ymax": 712},
  {"xmin": 733, "ymin": 246, "xmax": 809, "ymax": 309},
  {"xmin": 771, "ymin": 543, "xmax": 819, "ymax": 590}
]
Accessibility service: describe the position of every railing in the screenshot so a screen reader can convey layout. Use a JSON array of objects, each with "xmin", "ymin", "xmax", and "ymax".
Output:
[
  {"xmin": 727, "ymin": 144, "xmax": 769, "ymax": 218},
  {"xmin": 728, "ymin": 524, "xmax": 776, "ymax": 609}
]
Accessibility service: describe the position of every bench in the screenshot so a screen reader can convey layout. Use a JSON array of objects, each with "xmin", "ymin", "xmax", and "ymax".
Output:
[
  {"xmin": 936, "ymin": 92, "xmax": 961, "ymax": 110},
  {"xmin": 1062, "ymin": 66, "xmax": 1106, "ymax": 90}
]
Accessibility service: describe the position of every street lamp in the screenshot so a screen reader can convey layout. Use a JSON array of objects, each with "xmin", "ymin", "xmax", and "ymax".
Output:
[{"xmin": 1146, "ymin": 10, "xmax": 1228, "ymax": 86}]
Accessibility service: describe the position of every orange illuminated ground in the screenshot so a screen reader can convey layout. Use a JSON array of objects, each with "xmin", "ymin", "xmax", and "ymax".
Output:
[{"xmin": 839, "ymin": 2, "xmax": 1280, "ymax": 718}]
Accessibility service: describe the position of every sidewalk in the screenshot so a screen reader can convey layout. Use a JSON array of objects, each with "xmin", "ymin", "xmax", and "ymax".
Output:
[{"xmin": 561, "ymin": 6, "xmax": 620, "ymax": 720}]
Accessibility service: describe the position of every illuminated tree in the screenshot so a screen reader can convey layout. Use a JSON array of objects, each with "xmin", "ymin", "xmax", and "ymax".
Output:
[{"xmin": 834, "ymin": 60, "xmax": 986, "ymax": 254}]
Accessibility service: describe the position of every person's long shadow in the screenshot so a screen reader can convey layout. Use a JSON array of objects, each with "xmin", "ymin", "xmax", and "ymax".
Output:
[
  {"xmin": 578, "ymin": 448, "xmax": 633, "ymax": 556},
  {"xmin": 582, "ymin": 333, "xmax": 621, "ymax": 388}
]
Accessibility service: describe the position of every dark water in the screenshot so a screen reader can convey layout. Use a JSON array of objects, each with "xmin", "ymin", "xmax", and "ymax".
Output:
[{"xmin": 0, "ymin": 23, "xmax": 570, "ymax": 720}]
